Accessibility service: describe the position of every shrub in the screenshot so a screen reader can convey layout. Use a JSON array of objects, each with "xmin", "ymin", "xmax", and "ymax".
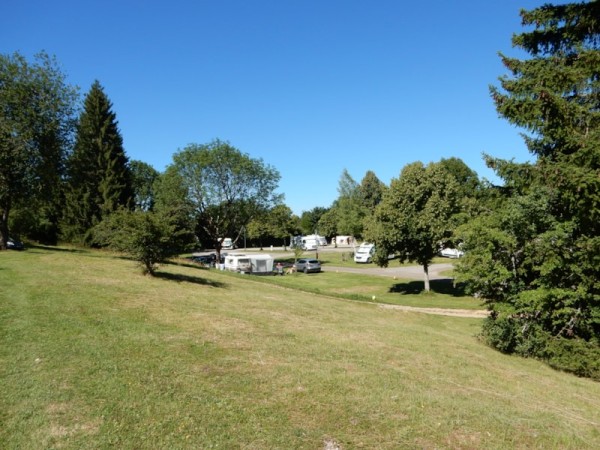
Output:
[
  {"xmin": 93, "ymin": 210, "xmax": 177, "ymax": 275},
  {"xmin": 480, "ymin": 315, "xmax": 519, "ymax": 353},
  {"xmin": 543, "ymin": 338, "xmax": 600, "ymax": 381}
]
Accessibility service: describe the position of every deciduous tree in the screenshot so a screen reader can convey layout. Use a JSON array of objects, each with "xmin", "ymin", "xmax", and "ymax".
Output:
[
  {"xmin": 168, "ymin": 139, "xmax": 281, "ymax": 261},
  {"xmin": 93, "ymin": 209, "xmax": 177, "ymax": 276},
  {"xmin": 0, "ymin": 52, "xmax": 78, "ymax": 248},
  {"xmin": 366, "ymin": 161, "xmax": 460, "ymax": 292},
  {"xmin": 335, "ymin": 169, "xmax": 365, "ymax": 237},
  {"xmin": 130, "ymin": 160, "xmax": 159, "ymax": 211}
]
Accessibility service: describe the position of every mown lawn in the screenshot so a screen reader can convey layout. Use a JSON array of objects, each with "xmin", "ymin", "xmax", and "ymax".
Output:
[
  {"xmin": 1, "ymin": 246, "xmax": 599, "ymax": 449},
  {"xmin": 249, "ymin": 270, "xmax": 481, "ymax": 310}
]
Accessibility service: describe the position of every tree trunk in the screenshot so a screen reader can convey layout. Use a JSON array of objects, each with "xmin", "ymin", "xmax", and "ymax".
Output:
[
  {"xmin": 0, "ymin": 199, "xmax": 11, "ymax": 250},
  {"xmin": 423, "ymin": 263, "xmax": 430, "ymax": 292}
]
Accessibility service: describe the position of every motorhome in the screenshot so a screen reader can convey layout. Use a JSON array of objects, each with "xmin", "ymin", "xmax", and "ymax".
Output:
[
  {"xmin": 301, "ymin": 234, "xmax": 327, "ymax": 250},
  {"xmin": 354, "ymin": 242, "xmax": 376, "ymax": 263},
  {"xmin": 223, "ymin": 253, "xmax": 274, "ymax": 274},
  {"xmin": 354, "ymin": 243, "xmax": 395, "ymax": 263},
  {"xmin": 221, "ymin": 237, "xmax": 235, "ymax": 250}
]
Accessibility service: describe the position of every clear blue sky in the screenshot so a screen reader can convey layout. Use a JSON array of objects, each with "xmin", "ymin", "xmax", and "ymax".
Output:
[{"xmin": 2, "ymin": 0, "xmax": 554, "ymax": 215}]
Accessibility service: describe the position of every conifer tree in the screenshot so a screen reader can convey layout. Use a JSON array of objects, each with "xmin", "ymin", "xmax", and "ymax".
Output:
[
  {"xmin": 63, "ymin": 81, "xmax": 133, "ymax": 243},
  {"xmin": 457, "ymin": 1, "xmax": 600, "ymax": 378}
]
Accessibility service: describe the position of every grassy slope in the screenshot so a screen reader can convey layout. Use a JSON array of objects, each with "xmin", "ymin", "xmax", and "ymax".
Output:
[{"xmin": 1, "ymin": 247, "xmax": 599, "ymax": 449}]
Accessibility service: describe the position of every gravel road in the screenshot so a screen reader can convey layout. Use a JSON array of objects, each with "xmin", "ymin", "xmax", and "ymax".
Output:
[{"xmin": 323, "ymin": 262, "xmax": 455, "ymax": 280}]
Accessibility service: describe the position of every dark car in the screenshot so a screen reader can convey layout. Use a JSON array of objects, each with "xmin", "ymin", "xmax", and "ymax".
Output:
[
  {"xmin": 7, "ymin": 237, "xmax": 24, "ymax": 250},
  {"xmin": 293, "ymin": 258, "xmax": 321, "ymax": 274},
  {"xmin": 192, "ymin": 252, "xmax": 225, "ymax": 267}
]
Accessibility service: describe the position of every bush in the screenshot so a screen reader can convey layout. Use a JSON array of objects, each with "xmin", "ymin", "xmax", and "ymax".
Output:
[
  {"xmin": 93, "ymin": 210, "xmax": 177, "ymax": 275},
  {"xmin": 481, "ymin": 314, "xmax": 600, "ymax": 380},
  {"xmin": 480, "ymin": 315, "xmax": 519, "ymax": 353},
  {"xmin": 543, "ymin": 338, "xmax": 600, "ymax": 381}
]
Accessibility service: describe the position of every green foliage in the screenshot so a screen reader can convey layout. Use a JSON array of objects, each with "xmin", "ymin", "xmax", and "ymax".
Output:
[
  {"xmin": 130, "ymin": 160, "xmax": 159, "ymax": 211},
  {"xmin": 169, "ymin": 139, "xmax": 281, "ymax": 257},
  {"xmin": 299, "ymin": 206, "xmax": 327, "ymax": 235},
  {"xmin": 481, "ymin": 315, "xmax": 600, "ymax": 380},
  {"xmin": 0, "ymin": 51, "xmax": 78, "ymax": 247},
  {"xmin": 152, "ymin": 166, "xmax": 197, "ymax": 251},
  {"xmin": 62, "ymin": 81, "xmax": 133, "ymax": 244},
  {"xmin": 358, "ymin": 170, "xmax": 386, "ymax": 211},
  {"xmin": 366, "ymin": 161, "xmax": 460, "ymax": 291},
  {"xmin": 335, "ymin": 169, "xmax": 365, "ymax": 237},
  {"xmin": 317, "ymin": 206, "xmax": 338, "ymax": 237},
  {"xmin": 544, "ymin": 337, "xmax": 600, "ymax": 380},
  {"xmin": 246, "ymin": 204, "xmax": 296, "ymax": 248},
  {"xmin": 480, "ymin": 316, "xmax": 520, "ymax": 354},
  {"xmin": 459, "ymin": 1, "xmax": 600, "ymax": 378},
  {"xmin": 92, "ymin": 209, "xmax": 177, "ymax": 275}
]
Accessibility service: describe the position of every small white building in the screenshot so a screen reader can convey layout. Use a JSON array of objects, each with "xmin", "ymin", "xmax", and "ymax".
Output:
[{"xmin": 224, "ymin": 253, "xmax": 274, "ymax": 274}]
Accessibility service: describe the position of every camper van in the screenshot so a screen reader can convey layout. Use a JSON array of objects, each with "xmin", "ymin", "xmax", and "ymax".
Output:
[
  {"xmin": 301, "ymin": 234, "xmax": 327, "ymax": 250},
  {"xmin": 354, "ymin": 242, "xmax": 376, "ymax": 263},
  {"xmin": 224, "ymin": 253, "xmax": 274, "ymax": 274},
  {"xmin": 354, "ymin": 243, "xmax": 395, "ymax": 263},
  {"xmin": 221, "ymin": 237, "xmax": 235, "ymax": 250}
]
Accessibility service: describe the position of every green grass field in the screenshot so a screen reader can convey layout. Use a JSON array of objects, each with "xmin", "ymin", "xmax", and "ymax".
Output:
[{"xmin": 2, "ymin": 246, "xmax": 599, "ymax": 449}]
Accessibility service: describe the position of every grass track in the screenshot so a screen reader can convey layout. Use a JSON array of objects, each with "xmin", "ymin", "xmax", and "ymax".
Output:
[{"xmin": 1, "ymin": 246, "xmax": 599, "ymax": 449}]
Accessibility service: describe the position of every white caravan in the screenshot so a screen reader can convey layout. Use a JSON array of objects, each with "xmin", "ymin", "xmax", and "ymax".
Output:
[{"xmin": 224, "ymin": 253, "xmax": 274, "ymax": 274}]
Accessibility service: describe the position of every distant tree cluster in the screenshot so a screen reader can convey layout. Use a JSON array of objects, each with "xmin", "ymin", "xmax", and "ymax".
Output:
[{"xmin": 0, "ymin": 53, "xmax": 283, "ymax": 272}]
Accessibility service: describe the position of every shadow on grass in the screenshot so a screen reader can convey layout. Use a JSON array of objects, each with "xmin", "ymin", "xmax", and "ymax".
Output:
[
  {"xmin": 389, "ymin": 279, "xmax": 467, "ymax": 296},
  {"xmin": 155, "ymin": 271, "xmax": 226, "ymax": 288},
  {"xmin": 27, "ymin": 244, "xmax": 88, "ymax": 253}
]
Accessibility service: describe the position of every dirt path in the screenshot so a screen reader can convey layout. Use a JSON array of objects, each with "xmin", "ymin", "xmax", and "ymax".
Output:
[{"xmin": 377, "ymin": 303, "xmax": 489, "ymax": 318}]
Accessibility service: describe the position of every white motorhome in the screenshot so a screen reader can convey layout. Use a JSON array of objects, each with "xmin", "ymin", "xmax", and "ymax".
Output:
[
  {"xmin": 221, "ymin": 237, "xmax": 235, "ymax": 250},
  {"xmin": 354, "ymin": 242, "xmax": 376, "ymax": 263},
  {"xmin": 301, "ymin": 234, "xmax": 327, "ymax": 250},
  {"xmin": 224, "ymin": 253, "xmax": 274, "ymax": 274}
]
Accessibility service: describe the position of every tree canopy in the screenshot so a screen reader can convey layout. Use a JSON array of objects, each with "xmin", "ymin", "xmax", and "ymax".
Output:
[
  {"xmin": 62, "ymin": 81, "xmax": 133, "ymax": 243},
  {"xmin": 169, "ymin": 139, "xmax": 281, "ymax": 259},
  {"xmin": 457, "ymin": 0, "xmax": 600, "ymax": 379},
  {"xmin": 0, "ymin": 51, "xmax": 78, "ymax": 248},
  {"xmin": 366, "ymin": 161, "xmax": 460, "ymax": 292},
  {"xmin": 130, "ymin": 160, "xmax": 159, "ymax": 211}
]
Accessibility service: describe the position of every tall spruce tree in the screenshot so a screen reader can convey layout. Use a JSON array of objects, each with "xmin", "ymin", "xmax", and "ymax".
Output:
[
  {"xmin": 63, "ymin": 81, "xmax": 133, "ymax": 243},
  {"xmin": 457, "ymin": 1, "xmax": 600, "ymax": 378}
]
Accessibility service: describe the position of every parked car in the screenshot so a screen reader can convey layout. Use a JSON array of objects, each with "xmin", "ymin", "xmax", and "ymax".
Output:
[
  {"xmin": 7, "ymin": 237, "xmax": 24, "ymax": 250},
  {"xmin": 293, "ymin": 258, "xmax": 321, "ymax": 274},
  {"xmin": 192, "ymin": 252, "xmax": 225, "ymax": 266}
]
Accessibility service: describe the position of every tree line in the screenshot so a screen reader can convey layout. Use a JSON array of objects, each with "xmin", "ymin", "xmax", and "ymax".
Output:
[{"xmin": 1, "ymin": 1, "xmax": 598, "ymax": 379}]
